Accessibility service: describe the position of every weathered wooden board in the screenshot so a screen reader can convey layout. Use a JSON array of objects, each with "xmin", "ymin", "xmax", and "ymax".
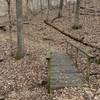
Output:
[{"xmin": 50, "ymin": 52, "xmax": 84, "ymax": 89}]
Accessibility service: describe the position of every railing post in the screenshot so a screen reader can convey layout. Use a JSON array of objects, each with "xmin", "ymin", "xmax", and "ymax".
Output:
[
  {"xmin": 46, "ymin": 40, "xmax": 51, "ymax": 94},
  {"xmin": 47, "ymin": 40, "xmax": 51, "ymax": 94},
  {"xmin": 43, "ymin": 38, "xmax": 53, "ymax": 94},
  {"xmin": 75, "ymin": 48, "xmax": 79, "ymax": 67},
  {"xmin": 66, "ymin": 41, "xmax": 69, "ymax": 54},
  {"xmin": 46, "ymin": 57, "xmax": 51, "ymax": 94},
  {"xmin": 86, "ymin": 57, "xmax": 91, "ymax": 84},
  {"xmin": 70, "ymin": 44, "xmax": 73, "ymax": 56}
]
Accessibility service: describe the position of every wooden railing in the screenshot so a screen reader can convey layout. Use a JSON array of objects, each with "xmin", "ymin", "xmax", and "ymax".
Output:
[
  {"xmin": 43, "ymin": 38, "xmax": 98, "ymax": 91},
  {"xmin": 66, "ymin": 40, "xmax": 95, "ymax": 83}
]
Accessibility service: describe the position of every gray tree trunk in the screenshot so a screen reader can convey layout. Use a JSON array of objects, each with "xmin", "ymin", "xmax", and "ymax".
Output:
[
  {"xmin": 58, "ymin": 0, "xmax": 64, "ymax": 17},
  {"xmin": 40, "ymin": 0, "xmax": 43, "ymax": 10},
  {"xmin": 6, "ymin": 0, "xmax": 13, "ymax": 55},
  {"xmin": 16, "ymin": 0, "xmax": 24, "ymax": 59},
  {"xmin": 46, "ymin": 0, "xmax": 50, "ymax": 20},
  {"xmin": 73, "ymin": 0, "xmax": 80, "ymax": 29},
  {"xmin": 26, "ymin": 0, "xmax": 29, "ymax": 13},
  {"xmin": 48, "ymin": 0, "xmax": 51, "ymax": 9}
]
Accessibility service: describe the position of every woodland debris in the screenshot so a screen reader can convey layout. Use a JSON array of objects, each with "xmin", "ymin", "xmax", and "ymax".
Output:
[
  {"xmin": 44, "ymin": 20, "xmax": 100, "ymax": 50},
  {"xmin": 0, "ymin": 59, "xmax": 4, "ymax": 62},
  {"xmin": 0, "ymin": 25, "xmax": 6, "ymax": 31},
  {"xmin": 0, "ymin": 96, "xmax": 5, "ymax": 100}
]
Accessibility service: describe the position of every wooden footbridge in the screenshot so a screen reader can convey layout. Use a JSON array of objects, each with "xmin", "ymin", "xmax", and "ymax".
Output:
[
  {"xmin": 49, "ymin": 52, "xmax": 83, "ymax": 89},
  {"xmin": 42, "ymin": 0, "xmax": 100, "ymax": 94},
  {"xmin": 43, "ymin": 38, "xmax": 95, "ymax": 93}
]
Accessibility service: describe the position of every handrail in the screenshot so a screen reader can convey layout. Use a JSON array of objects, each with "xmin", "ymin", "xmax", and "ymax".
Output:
[
  {"xmin": 66, "ymin": 40, "xmax": 95, "ymax": 83},
  {"xmin": 44, "ymin": 37, "xmax": 97, "ymax": 83},
  {"xmin": 66, "ymin": 40, "xmax": 94, "ymax": 59}
]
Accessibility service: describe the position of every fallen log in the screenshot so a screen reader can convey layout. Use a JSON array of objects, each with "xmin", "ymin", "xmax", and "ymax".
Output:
[{"xmin": 44, "ymin": 20, "xmax": 100, "ymax": 50}]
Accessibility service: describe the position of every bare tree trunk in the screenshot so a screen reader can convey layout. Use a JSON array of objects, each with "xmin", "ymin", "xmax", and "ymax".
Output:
[
  {"xmin": 8, "ymin": 0, "xmax": 12, "ymax": 55},
  {"xmin": 72, "ymin": 1, "xmax": 76, "ymax": 13},
  {"xmin": 48, "ymin": 0, "xmax": 51, "ymax": 9},
  {"xmin": 40, "ymin": 0, "xmax": 42, "ymax": 10},
  {"xmin": 40, "ymin": 0, "xmax": 43, "ymax": 17},
  {"xmin": 73, "ymin": 0, "xmax": 81, "ymax": 29},
  {"xmin": 75, "ymin": 0, "xmax": 80, "ymax": 25},
  {"xmin": 26, "ymin": 0, "xmax": 29, "ymax": 14},
  {"xmin": 6, "ymin": 0, "xmax": 13, "ymax": 55},
  {"xmin": 46, "ymin": 0, "xmax": 50, "ymax": 20},
  {"xmin": 16, "ymin": 0, "xmax": 24, "ymax": 59},
  {"xmin": 58, "ymin": 0, "xmax": 64, "ymax": 17}
]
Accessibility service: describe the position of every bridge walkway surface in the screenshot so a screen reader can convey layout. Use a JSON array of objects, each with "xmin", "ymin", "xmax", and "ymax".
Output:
[{"xmin": 49, "ymin": 52, "xmax": 85, "ymax": 89}]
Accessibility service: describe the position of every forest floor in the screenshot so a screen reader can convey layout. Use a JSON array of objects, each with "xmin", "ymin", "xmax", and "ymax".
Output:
[{"xmin": 0, "ymin": 6, "xmax": 100, "ymax": 100}]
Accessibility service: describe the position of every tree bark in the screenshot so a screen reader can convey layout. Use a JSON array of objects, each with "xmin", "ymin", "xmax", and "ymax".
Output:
[
  {"xmin": 58, "ymin": 0, "xmax": 64, "ymax": 17},
  {"xmin": 73, "ymin": 0, "xmax": 81, "ymax": 29},
  {"xmin": 16, "ymin": 0, "xmax": 24, "ymax": 59},
  {"xmin": 5, "ymin": 0, "xmax": 13, "ymax": 55},
  {"xmin": 40, "ymin": 0, "xmax": 43, "ymax": 10},
  {"xmin": 48, "ymin": 0, "xmax": 51, "ymax": 9}
]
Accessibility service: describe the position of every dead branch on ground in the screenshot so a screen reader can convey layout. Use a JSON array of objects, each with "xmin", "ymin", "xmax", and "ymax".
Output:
[{"xmin": 44, "ymin": 20, "xmax": 100, "ymax": 50}]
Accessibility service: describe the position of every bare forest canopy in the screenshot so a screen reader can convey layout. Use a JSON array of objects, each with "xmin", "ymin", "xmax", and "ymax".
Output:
[{"xmin": 0, "ymin": 0, "xmax": 77, "ymax": 16}]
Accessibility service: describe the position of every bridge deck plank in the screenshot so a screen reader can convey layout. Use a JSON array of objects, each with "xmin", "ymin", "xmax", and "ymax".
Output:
[{"xmin": 50, "ymin": 52, "xmax": 84, "ymax": 89}]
